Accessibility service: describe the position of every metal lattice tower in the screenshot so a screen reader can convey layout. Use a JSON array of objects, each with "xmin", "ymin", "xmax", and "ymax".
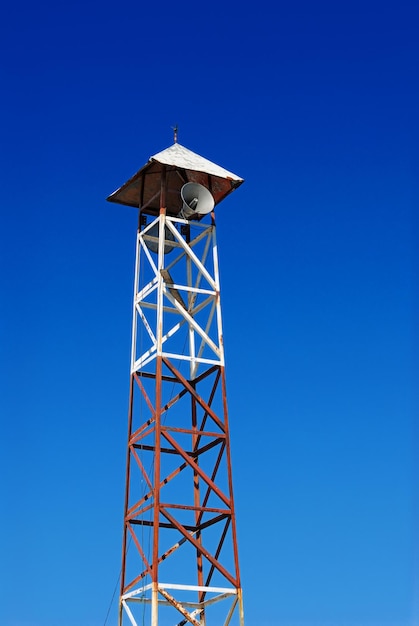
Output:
[{"xmin": 107, "ymin": 141, "xmax": 245, "ymax": 626}]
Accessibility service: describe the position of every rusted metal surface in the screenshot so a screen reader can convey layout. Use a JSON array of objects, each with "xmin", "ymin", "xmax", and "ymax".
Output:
[
  {"xmin": 157, "ymin": 588, "xmax": 201, "ymax": 626},
  {"xmin": 220, "ymin": 365, "xmax": 242, "ymax": 591},
  {"xmin": 160, "ymin": 269, "xmax": 187, "ymax": 309},
  {"xmin": 107, "ymin": 143, "xmax": 243, "ymax": 216},
  {"xmin": 119, "ymin": 373, "xmax": 134, "ymax": 622},
  {"xmin": 120, "ymin": 359, "xmax": 244, "ymax": 623}
]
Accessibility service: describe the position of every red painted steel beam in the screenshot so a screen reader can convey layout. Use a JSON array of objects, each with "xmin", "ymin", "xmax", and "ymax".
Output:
[
  {"xmin": 162, "ymin": 358, "xmax": 225, "ymax": 433},
  {"xmin": 161, "ymin": 430, "xmax": 231, "ymax": 508},
  {"xmin": 159, "ymin": 508, "xmax": 237, "ymax": 588}
]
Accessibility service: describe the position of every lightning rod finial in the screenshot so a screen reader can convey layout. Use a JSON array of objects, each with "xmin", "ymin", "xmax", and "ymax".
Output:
[{"xmin": 172, "ymin": 124, "xmax": 178, "ymax": 143}]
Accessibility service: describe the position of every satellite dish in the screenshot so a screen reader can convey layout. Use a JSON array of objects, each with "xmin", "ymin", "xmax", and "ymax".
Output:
[
  {"xmin": 180, "ymin": 183, "xmax": 214, "ymax": 219},
  {"xmin": 144, "ymin": 222, "xmax": 175, "ymax": 254}
]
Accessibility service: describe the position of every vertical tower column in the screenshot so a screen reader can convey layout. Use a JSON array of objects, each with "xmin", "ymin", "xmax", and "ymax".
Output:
[{"xmin": 108, "ymin": 142, "xmax": 245, "ymax": 626}]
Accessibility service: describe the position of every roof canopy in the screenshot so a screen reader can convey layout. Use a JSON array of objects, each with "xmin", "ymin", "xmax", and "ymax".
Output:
[{"xmin": 106, "ymin": 143, "xmax": 244, "ymax": 216}]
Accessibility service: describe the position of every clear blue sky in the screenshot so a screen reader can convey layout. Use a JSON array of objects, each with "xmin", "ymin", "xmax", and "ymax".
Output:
[{"xmin": 0, "ymin": 1, "xmax": 417, "ymax": 625}]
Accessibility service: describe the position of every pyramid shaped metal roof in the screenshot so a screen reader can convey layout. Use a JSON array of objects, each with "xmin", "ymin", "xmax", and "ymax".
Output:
[{"xmin": 107, "ymin": 143, "xmax": 244, "ymax": 216}]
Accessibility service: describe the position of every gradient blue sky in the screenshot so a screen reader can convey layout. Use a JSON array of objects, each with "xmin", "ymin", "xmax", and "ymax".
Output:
[{"xmin": 0, "ymin": 1, "xmax": 417, "ymax": 625}]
